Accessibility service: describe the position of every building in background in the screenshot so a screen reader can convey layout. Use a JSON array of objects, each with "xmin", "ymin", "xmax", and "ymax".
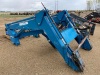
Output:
[
  {"xmin": 96, "ymin": 0, "xmax": 100, "ymax": 12},
  {"xmin": 87, "ymin": 0, "xmax": 100, "ymax": 10},
  {"xmin": 96, "ymin": 0, "xmax": 100, "ymax": 8}
]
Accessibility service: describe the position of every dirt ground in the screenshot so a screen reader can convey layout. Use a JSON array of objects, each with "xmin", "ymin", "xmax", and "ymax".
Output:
[{"xmin": 0, "ymin": 13, "xmax": 100, "ymax": 75}]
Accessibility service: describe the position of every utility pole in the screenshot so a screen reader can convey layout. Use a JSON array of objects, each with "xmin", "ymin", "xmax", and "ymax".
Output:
[
  {"xmin": 55, "ymin": 0, "xmax": 56, "ymax": 11},
  {"xmin": 55, "ymin": 0, "xmax": 58, "ymax": 12},
  {"xmin": 57, "ymin": 0, "xmax": 58, "ymax": 10}
]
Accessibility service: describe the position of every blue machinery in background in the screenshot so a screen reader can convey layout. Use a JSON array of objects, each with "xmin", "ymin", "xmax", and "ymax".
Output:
[{"xmin": 5, "ymin": 3, "xmax": 92, "ymax": 72}]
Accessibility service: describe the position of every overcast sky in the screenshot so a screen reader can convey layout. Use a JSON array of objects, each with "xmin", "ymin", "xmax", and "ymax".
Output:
[{"xmin": 0, "ymin": 0, "xmax": 87, "ymax": 11}]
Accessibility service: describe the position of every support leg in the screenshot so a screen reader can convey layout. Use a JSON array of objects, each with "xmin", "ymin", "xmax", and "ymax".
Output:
[
  {"xmin": 62, "ymin": 46, "xmax": 84, "ymax": 72},
  {"xmin": 75, "ymin": 35, "xmax": 92, "ymax": 50}
]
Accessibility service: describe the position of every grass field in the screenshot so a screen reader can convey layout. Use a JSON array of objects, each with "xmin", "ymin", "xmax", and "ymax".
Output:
[{"xmin": 0, "ymin": 14, "xmax": 31, "ymax": 18}]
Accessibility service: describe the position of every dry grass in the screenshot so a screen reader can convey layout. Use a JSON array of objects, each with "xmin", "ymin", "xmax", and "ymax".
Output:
[{"xmin": 0, "ymin": 12, "xmax": 100, "ymax": 75}]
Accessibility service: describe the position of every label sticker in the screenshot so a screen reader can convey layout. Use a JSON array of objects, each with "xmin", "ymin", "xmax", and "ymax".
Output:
[{"xmin": 19, "ymin": 22, "xmax": 28, "ymax": 26}]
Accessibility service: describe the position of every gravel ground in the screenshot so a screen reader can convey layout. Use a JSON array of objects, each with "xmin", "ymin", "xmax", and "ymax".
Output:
[{"xmin": 0, "ymin": 14, "xmax": 100, "ymax": 75}]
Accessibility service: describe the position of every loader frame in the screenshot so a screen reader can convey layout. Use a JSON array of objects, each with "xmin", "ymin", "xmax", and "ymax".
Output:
[{"xmin": 5, "ymin": 9, "xmax": 92, "ymax": 72}]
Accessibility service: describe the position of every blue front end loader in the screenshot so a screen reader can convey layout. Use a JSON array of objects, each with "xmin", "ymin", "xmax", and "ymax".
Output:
[{"xmin": 5, "ymin": 9, "xmax": 92, "ymax": 72}]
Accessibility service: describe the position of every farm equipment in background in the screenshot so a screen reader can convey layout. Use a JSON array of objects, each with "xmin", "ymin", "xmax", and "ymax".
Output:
[
  {"xmin": 84, "ymin": 11, "xmax": 100, "ymax": 24},
  {"xmin": 10, "ymin": 12, "xmax": 34, "ymax": 15},
  {"xmin": 5, "ymin": 3, "xmax": 92, "ymax": 72},
  {"xmin": 70, "ymin": 13, "xmax": 96, "ymax": 35},
  {"xmin": 52, "ymin": 11, "xmax": 96, "ymax": 36}
]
